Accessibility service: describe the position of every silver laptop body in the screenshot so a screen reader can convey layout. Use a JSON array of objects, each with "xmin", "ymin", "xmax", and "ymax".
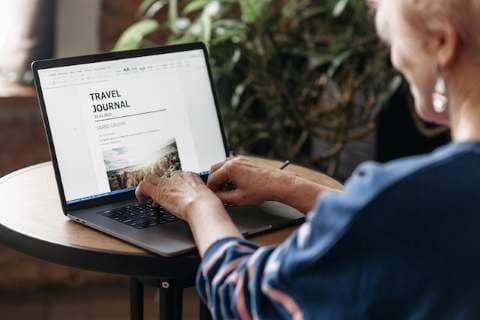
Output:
[{"xmin": 32, "ymin": 42, "xmax": 304, "ymax": 256}]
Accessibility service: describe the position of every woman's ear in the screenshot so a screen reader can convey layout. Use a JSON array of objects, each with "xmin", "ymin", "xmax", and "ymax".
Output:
[{"xmin": 433, "ymin": 19, "xmax": 460, "ymax": 69}]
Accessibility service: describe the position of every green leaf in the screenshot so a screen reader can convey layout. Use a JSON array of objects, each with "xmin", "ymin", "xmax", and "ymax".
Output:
[
  {"xmin": 136, "ymin": 0, "xmax": 166, "ymax": 19},
  {"xmin": 327, "ymin": 50, "xmax": 352, "ymax": 78},
  {"xmin": 300, "ymin": 6, "xmax": 327, "ymax": 20},
  {"xmin": 168, "ymin": 33, "xmax": 197, "ymax": 45},
  {"xmin": 212, "ymin": 19, "xmax": 246, "ymax": 29},
  {"xmin": 113, "ymin": 19, "xmax": 160, "ymax": 51},
  {"xmin": 239, "ymin": 0, "xmax": 267, "ymax": 23},
  {"xmin": 211, "ymin": 19, "xmax": 247, "ymax": 44},
  {"xmin": 212, "ymin": 29, "xmax": 246, "ymax": 45},
  {"xmin": 201, "ymin": 14, "xmax": 213, "ymax": 45},
  {"xmin": 183, "ymin": 0, "xmax": 211, "ymax": 15},
  {"xmin": 333, "ymin": 0, "xmax": 349, "ymax": 17},
  {"xmin": 169, "ymin": 0, "xmax": 179, "ymax": 33}
]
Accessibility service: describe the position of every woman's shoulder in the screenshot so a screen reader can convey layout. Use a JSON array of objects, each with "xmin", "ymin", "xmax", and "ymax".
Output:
[
  {"xmin": 350, "ymin": 141, "xmax": 479, "ymax": 191},
  {"xmin": 312, "ymin": 141, "xmax": 480, "ymax": 216}
]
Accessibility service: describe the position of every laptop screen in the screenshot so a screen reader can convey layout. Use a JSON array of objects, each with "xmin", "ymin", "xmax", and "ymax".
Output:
[{"xmin": 37, "ymin": 49, "xmax": 226, "ymax": 204}]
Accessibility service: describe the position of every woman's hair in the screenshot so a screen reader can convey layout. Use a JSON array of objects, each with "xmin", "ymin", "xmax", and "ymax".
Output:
[{"xmin": 369, "ymin": 0, "xmax": 480, "ymax": 52}]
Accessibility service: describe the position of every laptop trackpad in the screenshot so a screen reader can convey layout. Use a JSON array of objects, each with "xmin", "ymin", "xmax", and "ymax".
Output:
[{"xmin": 227, "ymin": 201, "xmax": 304, "ymax": 236}]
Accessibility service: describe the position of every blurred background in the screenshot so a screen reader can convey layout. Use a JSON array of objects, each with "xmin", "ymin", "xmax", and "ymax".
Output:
[{"xmin": 0, "ymin": 0, "xmax": 449, "ymax": 319}]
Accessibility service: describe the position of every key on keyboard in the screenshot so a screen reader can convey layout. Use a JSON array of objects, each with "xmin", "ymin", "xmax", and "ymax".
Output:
[
  {"xmin": 99, "ymin": 202, "xmax": 178, "ymax": 229},
  {"xmin": 100, "ymin": 202, "xmax": 236, "ymax": 230}
]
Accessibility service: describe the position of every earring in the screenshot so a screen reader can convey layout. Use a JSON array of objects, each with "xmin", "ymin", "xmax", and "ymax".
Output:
[{"xmin": 432, "ymin": 65, "xmax": 448, "ymax": 113}]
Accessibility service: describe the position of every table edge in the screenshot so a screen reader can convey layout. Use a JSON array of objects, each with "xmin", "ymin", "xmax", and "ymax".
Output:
[
  {"xmin": 0, "ymin": 160, "xmax": 342, "ymax": 277},
  {"xmin": 0, "ymin": 162, "xmax": 50, "ymax": 185},
  {"xmin": 0, "ymin": 217, "xmax": 201, "ymax": 278},
  {"xmin": 1, "ymin": 161, "xmax": 159, "ymax": 257}
]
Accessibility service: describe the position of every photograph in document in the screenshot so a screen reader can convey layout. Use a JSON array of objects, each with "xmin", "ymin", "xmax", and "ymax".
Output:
[{"xmin": 103, "ymin": 138, "xmax": 181, "ymax": 191}]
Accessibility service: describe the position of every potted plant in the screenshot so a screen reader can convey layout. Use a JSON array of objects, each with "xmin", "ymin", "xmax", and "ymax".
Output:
[{"xmin": 114, "ymin": 0, "xmax": 407, "ymax": 179}]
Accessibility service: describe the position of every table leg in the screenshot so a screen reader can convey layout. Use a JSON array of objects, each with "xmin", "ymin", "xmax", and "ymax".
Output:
[
  {"xmin": 130, "ymin": 277, "xmax": 144, "ymax": 320},
  {"xmin": 158, "ymin": 280, "xmax": 182, "ymax": 320},
  {"xmin": 199, "ymin": 300, "xmax": 212, "ymax": 320}
]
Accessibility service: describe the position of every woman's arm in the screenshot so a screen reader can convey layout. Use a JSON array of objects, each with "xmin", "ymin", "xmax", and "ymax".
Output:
[
  {"xmin": 207, "ymin": 156, "xmax": 329, "ymax": 214},
  {"xmin": 276, "ymin": 175, "xmax": 327, "ymax": 214},
  {"xmin": 185, "ymin": 198, "xmax": 242, "ymax": 256}
]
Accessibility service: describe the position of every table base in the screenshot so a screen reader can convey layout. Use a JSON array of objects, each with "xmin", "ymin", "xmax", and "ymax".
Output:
[{"xmin": 129, "ymin": 277, "xmax": 212, "ymax": 320}]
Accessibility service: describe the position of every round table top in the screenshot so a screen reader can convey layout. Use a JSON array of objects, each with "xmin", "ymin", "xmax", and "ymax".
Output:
[{"xmin": 0, "ymin": 157, "xmax": 342, "ymax": 280}]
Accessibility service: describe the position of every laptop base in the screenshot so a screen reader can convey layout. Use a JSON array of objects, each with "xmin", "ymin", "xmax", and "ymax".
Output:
[{"xmin": 70, "ymin": 200, "xmax": 304, "ymax": 257}]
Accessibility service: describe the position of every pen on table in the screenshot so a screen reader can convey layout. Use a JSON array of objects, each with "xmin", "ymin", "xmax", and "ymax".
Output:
[{"xmin": 279, "ymin": 160, "xmax": 290, "ymax": 170}]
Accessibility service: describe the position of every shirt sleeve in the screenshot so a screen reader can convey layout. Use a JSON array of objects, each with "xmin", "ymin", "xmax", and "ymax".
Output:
[
  {"xmin": 195, "ymin": 161, "xmax": 400, "ymax": 320},
  {"xmin": 195, "ymin": 189, "xmax": 364, "ymax": 319},
  {"xmin": 196, "ymin": 234, "xmax": 298, "ymax": 320}
]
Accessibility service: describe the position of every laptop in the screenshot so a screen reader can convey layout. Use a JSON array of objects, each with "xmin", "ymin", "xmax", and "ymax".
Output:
[{"xmin": 32, "ymin": 42, "xmax": 304, "ymax": 257}]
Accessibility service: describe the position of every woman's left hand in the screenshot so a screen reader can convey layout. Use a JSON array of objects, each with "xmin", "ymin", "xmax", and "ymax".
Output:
[{"xmin": 135, "ymin": 172, "xmax": 224, "ymax": 222}]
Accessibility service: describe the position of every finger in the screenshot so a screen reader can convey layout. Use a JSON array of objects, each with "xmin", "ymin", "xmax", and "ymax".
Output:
[
  {"xmin": 210, "ymin": 159, "xmax": 228, "ymax": 174},
  {"xmin": 169, "ymin": 170, "xmax": 182, "ymax": 179},
  {"xmin": 145, "ymin": 174, "xmax": 162, "ymax": 185},
  {"xmin": 135, "ymin": 180, "xmax": 156, "ymax": 202},
  {"xmin": 207, "ymin": 164, "xmax": 230, "ymax": 191},
  {"xmin": 216, "ymin": 189, "xmax": 244, "ymax": 205}
]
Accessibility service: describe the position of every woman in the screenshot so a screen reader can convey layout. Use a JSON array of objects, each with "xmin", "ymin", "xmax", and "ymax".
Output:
[{"xmin": 136, "ymin": 0, "xmax": 480, "ymax": 318}]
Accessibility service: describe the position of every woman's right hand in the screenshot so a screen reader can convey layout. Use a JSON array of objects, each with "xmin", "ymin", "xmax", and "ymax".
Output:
[
  {"xmin": 207, "ymin": 156, "xmax": 293, "ymax": 206},
  {"xmin": 207, "ymin": 156, "xmax": 330, "ymax": 214}
]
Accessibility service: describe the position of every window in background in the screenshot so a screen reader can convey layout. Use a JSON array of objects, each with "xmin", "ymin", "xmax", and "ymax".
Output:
[{"xmin": 0, "ymin": 0, "xmax": 55, "ymax": 88}]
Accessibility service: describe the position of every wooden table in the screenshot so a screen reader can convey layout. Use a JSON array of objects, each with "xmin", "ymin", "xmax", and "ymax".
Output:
[{"xmin": 0, "ymin": 157, "xmax": 342, "ymax": 320}]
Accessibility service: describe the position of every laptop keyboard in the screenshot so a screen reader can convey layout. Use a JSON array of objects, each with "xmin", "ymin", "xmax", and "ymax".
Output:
[
  {"xmin": 99, "ymin": 202, "xmax": 235, "ymax": 230},
  {"xmin": 100, "ymin": 202, "xmax": 178, "ymax": 229}
]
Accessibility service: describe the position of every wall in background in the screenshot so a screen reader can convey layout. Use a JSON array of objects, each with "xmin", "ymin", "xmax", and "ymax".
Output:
[
  {"xmin": 101, "ymin": 0, "xmax": 142, "ymax": 51},
  {"xmin": 56, "ymin": 0, "xmax": 102, "ymax": 57}
]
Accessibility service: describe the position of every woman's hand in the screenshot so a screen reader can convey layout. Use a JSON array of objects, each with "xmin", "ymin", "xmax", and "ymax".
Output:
[
  {"xmin": 135, "ymin": 172, "xmax": 242, "ymax": 256},
  {"xmin": 207, "ymin": 156, "xmax": 328, "ymax": 214},
  {"xmin": 135, "ymin": 172, "xmax": 223, "ymax": 222},
  {"xmin": 207, "ymin": 156, "xmax": 295, "ymax": 205}
]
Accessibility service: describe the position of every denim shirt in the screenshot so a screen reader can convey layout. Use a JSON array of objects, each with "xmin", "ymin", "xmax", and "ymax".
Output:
[{"xmin": 196, "ymin": 142, "xmax": 480, "ymax": 320}]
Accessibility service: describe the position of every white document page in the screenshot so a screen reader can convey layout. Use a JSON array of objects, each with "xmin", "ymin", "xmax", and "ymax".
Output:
[{"xmin": 38, "ymin": 50, "xmax": 226, "ymax": 203}]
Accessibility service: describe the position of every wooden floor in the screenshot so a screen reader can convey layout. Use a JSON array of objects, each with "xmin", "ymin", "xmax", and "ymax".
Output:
[{"xmin": 0, "ymin": 284, "xmax": 201, "ymax": 320}]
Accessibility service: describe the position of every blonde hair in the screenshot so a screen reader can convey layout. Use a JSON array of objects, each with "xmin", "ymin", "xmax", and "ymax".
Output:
[{"xmin": 370, "ymin": 0, "xmax": 480, "ymax": 52}]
